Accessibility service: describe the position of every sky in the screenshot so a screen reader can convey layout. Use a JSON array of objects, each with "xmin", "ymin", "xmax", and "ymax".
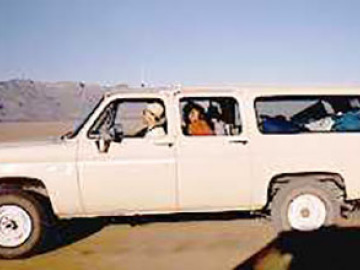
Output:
[{"xmin": 1, "ymin": 0, "xmax": 360, "ymax": 86}]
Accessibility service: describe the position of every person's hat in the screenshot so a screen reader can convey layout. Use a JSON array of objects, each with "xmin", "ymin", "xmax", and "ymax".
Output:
[{"xmin": 146, "ymin": 103, "xmax": 164, "ymax": 119}]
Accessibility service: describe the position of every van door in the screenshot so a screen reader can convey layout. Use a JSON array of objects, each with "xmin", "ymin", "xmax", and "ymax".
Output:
[
  {"xmin": 176, "ymin": 92, "xmax": 252, "ymax": 210},
  {"xmin": 78, "ymin": 96, "xmax": 176, "ymax": 215}
]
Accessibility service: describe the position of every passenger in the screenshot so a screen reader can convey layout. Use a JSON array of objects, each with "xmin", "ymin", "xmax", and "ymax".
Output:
[
  {"xmin": 142, "ymin": 102, "xmax": 166, "ymax": 138},
  {"xmin": 207, "ymin": 102, "xmax": 227, "ymax": 135},
  {"xmin": 183, "ymin": 102, "xmax": 214, "ymax": 136}
]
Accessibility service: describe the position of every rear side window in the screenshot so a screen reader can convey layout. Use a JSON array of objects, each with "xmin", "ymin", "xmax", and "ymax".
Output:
[
  {"xmin": 180, "ymin": 96, "xmax": 242, "ymax": 136},
  {"xmin": 255, "ymin": 95, "xmax": 360, "ymax": 134}
]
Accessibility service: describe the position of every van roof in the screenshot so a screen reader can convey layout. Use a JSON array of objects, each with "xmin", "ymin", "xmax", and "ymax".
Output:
[
  {"xmin": 183, "ymin": 84, "xmax": 360, "ymax": 92},
  {"xmin": 106, "ymin": 84, "xmax": 360, "ymax": 97}
]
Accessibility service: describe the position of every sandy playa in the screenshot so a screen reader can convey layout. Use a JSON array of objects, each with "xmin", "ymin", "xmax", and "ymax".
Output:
[
  {"xmin": 0, "ymin": 121, "xmax": 73, "ymax": 142},
  {"xmin": 0, "ymin": 217, "xmax": 275, "ymax": 270}
]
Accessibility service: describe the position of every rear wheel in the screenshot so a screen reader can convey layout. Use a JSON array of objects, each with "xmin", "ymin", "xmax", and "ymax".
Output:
[
  {"xmin": 271, "ymin": 181, "xmax": 341, "ymax": 232},
  {"xmin": 0, "ymin": 192, "xmax": 48, "ymax": 259}
]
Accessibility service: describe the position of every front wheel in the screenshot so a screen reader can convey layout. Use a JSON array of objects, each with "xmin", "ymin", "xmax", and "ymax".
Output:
[
  {"xmin": 0, "ymin": 192, "xmax": 48, "ymax": 259},
  {"xmin": 271, "ymin": 182, "xmax": 341, "ymax": 232}
]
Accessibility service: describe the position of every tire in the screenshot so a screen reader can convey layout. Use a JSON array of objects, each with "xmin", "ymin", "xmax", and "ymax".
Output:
[
  {"xmin": 271, "ymin": 181, "xmax": 341, "ymax": 232},
  {"xmin": 0, "ymin": 191, "xmax": 48, "ymax": 259}
]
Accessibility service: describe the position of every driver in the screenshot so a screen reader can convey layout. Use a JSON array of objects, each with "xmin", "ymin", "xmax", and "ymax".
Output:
[{"xmin": 142, "ymin": 102, "xmax": 166, "ymax": 138}]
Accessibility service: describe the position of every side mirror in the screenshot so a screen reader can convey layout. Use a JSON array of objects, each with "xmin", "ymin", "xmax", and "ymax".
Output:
[
  {"xmin": 94, "ymin": 124, "xmax": 123, "ymax": 153},
  {"xmin": 109, "ymin": 124, "xmax": 123, "ymax": 143},
  {"xmin": 94, "ymin": 130, "xmax": 113, "ymax": 153},
  {"xmin": 96, "ymin": 137, "xmax": 111, "ymax": 153}
]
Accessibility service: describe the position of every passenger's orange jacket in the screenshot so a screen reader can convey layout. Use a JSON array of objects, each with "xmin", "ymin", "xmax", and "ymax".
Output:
[{"xmin": 188, "ymin": 120, "xmax": 214, "ymax": 136}]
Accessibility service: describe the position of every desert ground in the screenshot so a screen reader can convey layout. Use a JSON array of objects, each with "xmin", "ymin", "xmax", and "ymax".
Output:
[
  {"xmin": 0, "ymin": 121, "xmax": 73, "ymax": 142},
  {"xmin": 1, "ymin": 122, "xmax": 360, "ymax": 270}
]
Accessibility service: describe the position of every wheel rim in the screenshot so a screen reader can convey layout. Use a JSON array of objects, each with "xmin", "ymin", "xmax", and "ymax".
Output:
[
  {"xmin": 287, "ymin": 194, "xmax": 327, "ymax": 231},
  {"xmin": 0, "ymin": 205, "xmax": 33, "ymax": 247}
]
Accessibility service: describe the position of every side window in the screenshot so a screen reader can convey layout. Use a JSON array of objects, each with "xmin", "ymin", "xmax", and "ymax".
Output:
[
  {"xmin": 89, "ymin": 98, "xmax": 167, "ymax": 139},
  {"xmin": 180, "ymin": 97, "xmax": 242, "ymax": 136},
  {"xmin": 255, "ymin": 95, "xmax": 360, "ymax": 134}
]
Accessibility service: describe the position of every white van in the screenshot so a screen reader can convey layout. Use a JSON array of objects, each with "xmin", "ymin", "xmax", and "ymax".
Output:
[{"xmin": 0, "ymin": 85, "xmax": 359, "ymax": 258}]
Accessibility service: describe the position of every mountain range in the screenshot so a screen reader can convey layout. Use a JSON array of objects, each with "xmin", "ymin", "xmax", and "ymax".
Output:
[{"xmin": 0, "ymin": 79, "xmax": 104, "ymax": 122}]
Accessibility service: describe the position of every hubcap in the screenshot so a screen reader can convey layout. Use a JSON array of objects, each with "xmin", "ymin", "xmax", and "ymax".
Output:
[
  {"xmin": 287, "ymin": 194, "xmax": 327, "ymax": 231},
  {"xmin": 0, "ymin": 205, "xmax": 32, "ymax": 247}
]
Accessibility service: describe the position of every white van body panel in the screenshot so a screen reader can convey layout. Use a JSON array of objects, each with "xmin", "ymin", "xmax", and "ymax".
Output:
[
  {"xmin": 243, "ymin": 88, "xmax": 360, "ymax": 206},
  {"xmin": 76, "ymin": 92, "xmax": 177, "ymax": 216},
  {"xmin": 0, "ymin": 139, "xmax": 81, "ymax": 216},
  {"xmin": 174, "ymin": 91, "xmax": 253, "ymax": 210}
]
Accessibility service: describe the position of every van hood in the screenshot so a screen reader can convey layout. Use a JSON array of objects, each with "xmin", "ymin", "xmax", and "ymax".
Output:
[
  {"xmin": 0, "ymin": 137, "xmax": 63, "ymax": 149},
  {"xmin": 0, "ymin": 137, "xmax": 77, "ymax": 164}
]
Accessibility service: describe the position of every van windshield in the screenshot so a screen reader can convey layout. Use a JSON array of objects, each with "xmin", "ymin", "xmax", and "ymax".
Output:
[{"xmin": 62, "ymin": 96, "xmax": 104, "ymax": 139}]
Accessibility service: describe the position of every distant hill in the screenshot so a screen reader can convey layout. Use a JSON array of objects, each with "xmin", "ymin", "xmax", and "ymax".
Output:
[{"xmin": 0, "ymin": 79, "xmax": 104, "ymax": 122}]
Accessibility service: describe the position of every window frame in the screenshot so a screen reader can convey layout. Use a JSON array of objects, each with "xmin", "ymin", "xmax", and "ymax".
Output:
[
  {"xmin": 87, "ymin": 97, "xmax": 168, "ymax": 140},
  {"xmin": 178, "ymin": 95, "xmax": 244, "ymax": 138}
]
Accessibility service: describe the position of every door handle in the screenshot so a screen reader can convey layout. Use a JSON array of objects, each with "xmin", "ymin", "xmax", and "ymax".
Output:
[
  {"xmin": 153, "ymin": 140, "xmax": 174, "ymax": 147},
  {"xmin": 229, "ymin": 139, "xmax": 248, "ymax": 145}
]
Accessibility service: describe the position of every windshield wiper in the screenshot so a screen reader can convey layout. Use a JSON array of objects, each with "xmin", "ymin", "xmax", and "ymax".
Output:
[{"xmin": 60, "ymin": 130, "xmax": 73, "ymax": 140}]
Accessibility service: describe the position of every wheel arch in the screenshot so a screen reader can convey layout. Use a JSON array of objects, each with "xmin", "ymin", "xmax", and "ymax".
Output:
[
  {"xmin": 0, "ymin": 177, "xmax": 56, "ymax": 217},
  {"xmin": 265, "ymin": 172, "xmax": 346, "ymax": 210}
]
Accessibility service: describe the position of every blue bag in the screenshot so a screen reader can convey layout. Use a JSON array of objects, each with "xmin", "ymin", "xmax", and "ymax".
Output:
[
  {"xmin": 333, "ymin": 111, "xmax": 360, "ymax": 131},
  {"xmin": 262, "ymin": 116, "xmax": 302, "ymax": 134}
]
